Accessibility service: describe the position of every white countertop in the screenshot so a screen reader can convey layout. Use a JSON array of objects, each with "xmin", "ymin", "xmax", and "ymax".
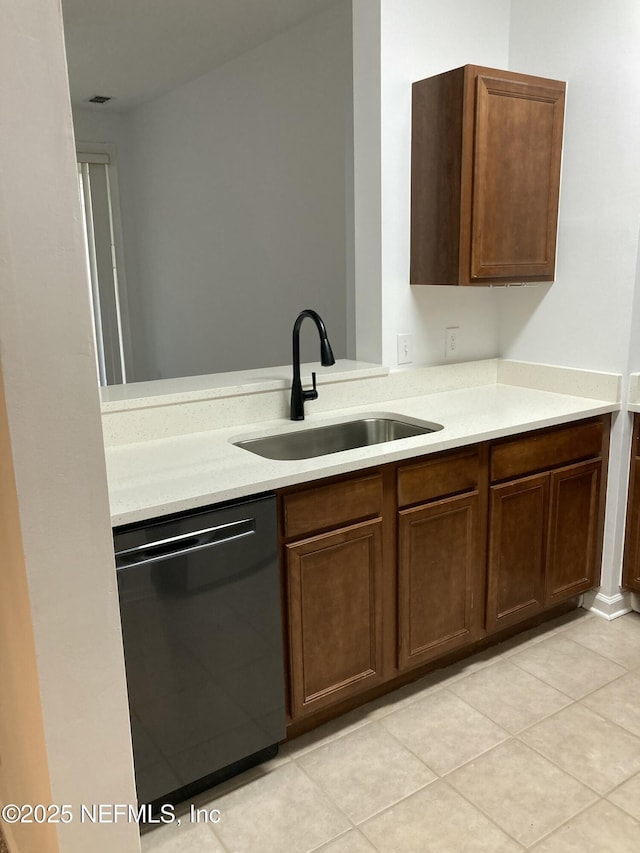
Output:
[
  {"xmin": 628, "ymin": 374, "xmax": 640, "ymax": 413},
  {"xmin": 106, "ymin": 378, "xmax": 619, "ymax": 526},
  {"xmin": 100, "ymin": 359, "xmax": 387, "ymax": 412}
]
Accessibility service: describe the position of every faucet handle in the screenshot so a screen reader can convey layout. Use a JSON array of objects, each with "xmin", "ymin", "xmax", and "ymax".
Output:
[{"xmin": 303, "ymin": 372, "xmax": 319, "ymax": 403}]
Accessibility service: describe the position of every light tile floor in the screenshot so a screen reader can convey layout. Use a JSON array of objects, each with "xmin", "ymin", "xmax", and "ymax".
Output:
[{"xmin": 141, "ymin": 609, "xmax": 640, "ymax": 853}]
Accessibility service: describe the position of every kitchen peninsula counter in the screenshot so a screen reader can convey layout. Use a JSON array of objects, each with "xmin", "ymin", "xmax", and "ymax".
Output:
[{"xmin": 103, "ymin": 359, "xmax": 620, "ymax": 525}]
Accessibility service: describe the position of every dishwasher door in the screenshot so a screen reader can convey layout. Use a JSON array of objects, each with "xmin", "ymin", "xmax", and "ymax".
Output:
[{"xmin": 114, "ymin": 493, "xmax": 285, "ymax": 807}]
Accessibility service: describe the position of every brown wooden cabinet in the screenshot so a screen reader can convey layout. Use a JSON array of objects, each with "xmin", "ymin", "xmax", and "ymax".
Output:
[
  {"xmin": 410, "ymin": 64, "xmax": 566, "ymax": 286},
  {"xmin": 280, "ymin": 416, "xmax": 609, "ymax": 730},
  {"xmin": 623, "ymin": 414, "xmax": 640, "ymax": 592},
  {"xmin": 396, "ymin": 450, "xmax": 485, "ymax": 669},
  {"xmin": 546, "ymin": 460, "xmax": 602, "ymax": 604},
  {"xmin": 281, "ymin": 474, "xmax": 387, "ymax": 720},
  {"xmin": 487, "ymin": 421, "xmax": 607, "ymax": 632},
  {"xmin": 487, "ymin": 472, "xmax": 549, "ymax": 630}
]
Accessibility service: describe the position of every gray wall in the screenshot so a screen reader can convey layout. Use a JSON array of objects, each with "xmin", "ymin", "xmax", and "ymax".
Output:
[{"xmin": 75, "ymin": 0, "xmax": 353, "ymax": 382}]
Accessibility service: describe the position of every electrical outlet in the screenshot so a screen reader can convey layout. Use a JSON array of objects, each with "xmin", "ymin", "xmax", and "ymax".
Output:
[
  {"xmin": 397, "ymin": 333, "xmax": 412, "ymax": 365},
  {"xmin": 445, "ymin": 326, "xmax": 459, "ymax": 359}
]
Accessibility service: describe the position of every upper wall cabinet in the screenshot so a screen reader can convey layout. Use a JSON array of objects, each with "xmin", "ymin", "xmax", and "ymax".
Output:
[{"xmin": 410, "ymin": 64, "xmax": 566, "ymax": 286}]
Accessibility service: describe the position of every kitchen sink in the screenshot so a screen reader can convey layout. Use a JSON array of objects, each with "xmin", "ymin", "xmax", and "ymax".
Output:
[{"xmin": 233, "ymin": 415, "xmax": 443, "ymax": 460}]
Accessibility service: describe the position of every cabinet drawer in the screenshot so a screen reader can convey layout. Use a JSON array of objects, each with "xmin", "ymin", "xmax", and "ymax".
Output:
[
  {"xmin": 490, "ymin": 420, "xmax": 603, "ymax": 483},
  {"xmin": 282, "ymin": 474, "xmax": 383, "ymax": 539},
  {"xmin": 397, "ymin": 449, "xmax": 479, "ymax": 507}
]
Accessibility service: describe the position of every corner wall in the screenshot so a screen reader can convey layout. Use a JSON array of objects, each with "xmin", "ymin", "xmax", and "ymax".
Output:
[
  {"xmin": 502, "ymin": 0, "xmax": 640, "ymax": 607},
  {"xmin": 500, "ymin": 0, "xmax": 640, "ymax": 374},
  {"xmin": 0, "ymin": 1, "xmax": 140, "ymax": 850}
]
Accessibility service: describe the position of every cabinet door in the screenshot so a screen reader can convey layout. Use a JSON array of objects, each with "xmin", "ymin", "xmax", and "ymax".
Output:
[
  {"xmin": 623, "ymin": 457, "xmax": 640, "ymax": 593},
  {"xmin": 486, "ymin": 473, "xmax": 549, "ymax": 632},
  {"xmin": 545, "ymin": 459, "xmax": 602, "ymax": 604},
  {"xmin": 286, "ymin": 519, "xmax": 384, "ymax": 719},
  {"xmin": 469, "ymin": 73, "xmax": 565, "ymax": 282},
  {"xmin": 398, "ymin": 493, "xmax": 480, "ymax": 670}
]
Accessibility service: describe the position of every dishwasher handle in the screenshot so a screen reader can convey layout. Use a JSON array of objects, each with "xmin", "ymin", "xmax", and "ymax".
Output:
[{"xmin": 115, "ymin": 518, "xmax": 256, "ymax": 569}]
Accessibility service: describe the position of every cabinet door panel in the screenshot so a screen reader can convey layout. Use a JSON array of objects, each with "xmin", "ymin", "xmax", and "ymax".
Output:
[
  {"xmin": 623, "ymin": 456, "xmax": 640, "ymax": 592},
  {"xmin": 487, "ymin": 473, "xmax": 549, "ymax": 631},
  {"xmin": 286, "ymin": 519, "xmax": 384, "ymax": 718},
  {"xmin": 398, "ymin": 493, "xmax": 479, "ymax": 669},
  {"xmin": 546, "ymin": 460, "xmax": 601, "ymax": 604},
  {"xmin": 471, "ymin": 74, "xmax": 565, "ymax": 281}
]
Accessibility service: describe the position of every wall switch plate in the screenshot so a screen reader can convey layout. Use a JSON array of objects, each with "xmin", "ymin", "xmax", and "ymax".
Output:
[
  {"xmin": 445, "ymin": 326, "xmax": 459, "ymax": 359},
  {"xmin": 397, "ymin": 333, "xmax": 412, "ymax": 365}
]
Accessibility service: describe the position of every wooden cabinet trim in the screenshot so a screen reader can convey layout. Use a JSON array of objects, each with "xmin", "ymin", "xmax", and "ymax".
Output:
[
  {"xmin": 490, "ymin": 419, "xmax": 604, "ymax": 483},
  {"xmin": 397, "ymin": 449, "xmax": 479, "ymax": 508},
  {"xmin": 282, "ymin": 473, "xmax": 383, "ymax": 540}
]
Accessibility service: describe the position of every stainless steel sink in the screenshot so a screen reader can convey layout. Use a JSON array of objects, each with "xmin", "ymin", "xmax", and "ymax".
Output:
[{"xmin": 233, "ymin": 415, "xmax": 443, "ymax": 460}]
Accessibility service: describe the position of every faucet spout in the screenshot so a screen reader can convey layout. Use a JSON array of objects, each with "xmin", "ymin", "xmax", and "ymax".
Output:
[{"xmin": 290, "ymin": 309, "xmax": 335, "ymax": 421}]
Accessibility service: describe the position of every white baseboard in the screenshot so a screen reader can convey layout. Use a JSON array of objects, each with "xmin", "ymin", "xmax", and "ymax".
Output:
[{"xmin": 582, "ymin": 589, "xmax": 634, "ymax": 620}]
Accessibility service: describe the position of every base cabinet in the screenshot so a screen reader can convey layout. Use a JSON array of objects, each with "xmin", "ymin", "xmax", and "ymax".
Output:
[
  {"xmin": 396, "ymin": 447, "xmax": 484, "ymax": 669},
  {"xmin": 282, "ymin": 475, "xmax": 386, "ymax": 720},
  {"xmin": 487, "ymin": 422, "xmax": 606, "ymax": 633},
  {"xmin": 281, "ymin": 416, "xmax": 609, "ymax": 729}
]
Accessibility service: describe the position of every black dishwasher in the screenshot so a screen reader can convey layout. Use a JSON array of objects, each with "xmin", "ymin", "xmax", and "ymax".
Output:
[{"xmin": 114, "ymin": 493, "xmax": 285, "ymax": 808}]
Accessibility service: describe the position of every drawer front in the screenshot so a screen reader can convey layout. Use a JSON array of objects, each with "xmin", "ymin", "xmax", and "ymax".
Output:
[
  {"xmin": 398, "ymin": 449, "xmax": 479, "ymax": 508},
  {"xmin": 282, "ymin": 474, "xmax": 383, "ymax": 540},
  {"xmin": 490, "ymin": 420, "xmax": 603, "ymax": 483}
]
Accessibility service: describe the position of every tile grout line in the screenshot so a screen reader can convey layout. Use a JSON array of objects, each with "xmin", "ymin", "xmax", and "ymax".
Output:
[
  {"xmin": 375, "ymin": 685, "xmax": 513, "ymax": 775},
  {"xmin": 521, "ymin": 796, "xmax": 614, "ymax": 850},
  {"xmin": 292, "ymin": 725, "xmax": 439, "ymax": 829},
  {"xmin": 435, "ymin": 769, "xmax": 527, "ymax": 850},
  {"xmin": 445, "ymin": 760, "xmax": 599, "ymax": 851}
]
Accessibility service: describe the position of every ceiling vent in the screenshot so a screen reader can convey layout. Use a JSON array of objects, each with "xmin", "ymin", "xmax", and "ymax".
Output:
[{"xmin": 86, "ymin": 95, "xmax": 113, "ymax": 104}]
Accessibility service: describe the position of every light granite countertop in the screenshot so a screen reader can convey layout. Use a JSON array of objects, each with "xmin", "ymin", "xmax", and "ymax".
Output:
[
  {"xmin": 627, "ymin": 374, "xmax": 640, "ymax": 413},
  {"xmin": 105, "ymin": 363, "xmax": 620, "ymax": 526}
]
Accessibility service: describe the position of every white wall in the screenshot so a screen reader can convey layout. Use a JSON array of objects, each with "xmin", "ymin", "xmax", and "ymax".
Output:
[
  {"xmin": 0, "ymin": 1, "xmax": 140, "ymax": 851},
  {"xmin": 379, "ymin": 0, "xmax": 511, "ymax": 369},
  {"xmin": 501, "ymin": 0, "xmax": 640, "ymax": 373},
  {"xmin": 125, "ymin": 0, "xmax": 352, "ymax": 380},
  {"xmin": 502, "ymin": 0, "xmax": 640, "ymax": 604}
]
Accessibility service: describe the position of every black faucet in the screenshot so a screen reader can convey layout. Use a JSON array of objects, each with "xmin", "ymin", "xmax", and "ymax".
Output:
[{"xmin": 290, "ymin": 309, "xmax": 335, "ymax": 420}]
